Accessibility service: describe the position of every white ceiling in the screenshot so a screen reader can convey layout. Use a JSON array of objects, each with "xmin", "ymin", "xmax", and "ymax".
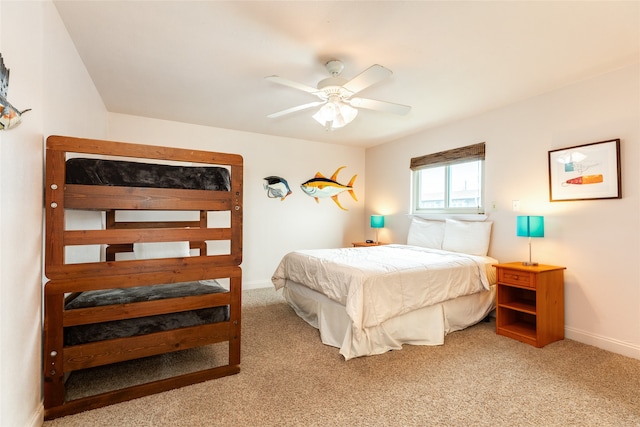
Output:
[{"xmin": 53, "ymin": 1, "xmax": 639, "ymax": 148}]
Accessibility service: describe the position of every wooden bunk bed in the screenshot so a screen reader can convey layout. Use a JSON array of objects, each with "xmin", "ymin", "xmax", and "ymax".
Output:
[{"xmin": 43, "ymin": 135, "xmax": 243, "ymax": 419}]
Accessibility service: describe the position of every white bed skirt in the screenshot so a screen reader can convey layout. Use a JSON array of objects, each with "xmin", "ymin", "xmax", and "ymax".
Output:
[{"xmin": 282, "ymin": 280, "xmax": 496, "ymax": 360}]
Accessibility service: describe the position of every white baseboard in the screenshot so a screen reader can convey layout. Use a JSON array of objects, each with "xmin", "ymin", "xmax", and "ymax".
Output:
[
  {"xmin": 28, "ymin": 402, "xmax": 44, "ymax": 427},
  {"xmin": 565, "ymin": 326, "xmax": 640, "ymax": 361},
  {"xmin": 242, "ymin": 280, "xmax": 273, "ymax": 290}
]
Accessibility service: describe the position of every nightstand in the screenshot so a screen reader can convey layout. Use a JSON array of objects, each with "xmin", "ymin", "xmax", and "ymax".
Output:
[
  {"xmin": 493, "ymin": 262, "xmax": 566, "ymax": 348},
  {"xmin": 352, "ymin": 241, "xmax": 387, "ymax": 247}
]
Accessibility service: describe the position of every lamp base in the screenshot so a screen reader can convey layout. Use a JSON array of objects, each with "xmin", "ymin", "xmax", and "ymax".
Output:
[{"xmin": 521, "ymin": 261, "xmax": 539, "ymax": 266}]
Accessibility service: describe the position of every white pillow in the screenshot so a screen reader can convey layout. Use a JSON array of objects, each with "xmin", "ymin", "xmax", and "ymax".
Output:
[
  {"xmin": 442, "ymin": 219, "xmax": 492, "ymax": 256},
  {"xmin": 406, "ymin": 217, "xmax": 445, "ymax": 249},
  {"xmin": 133, "ymin": 241, "xmax": 191, "ymax": 259}
]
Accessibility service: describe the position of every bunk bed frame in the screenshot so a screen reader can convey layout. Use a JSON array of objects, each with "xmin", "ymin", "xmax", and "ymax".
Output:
[{"xmin": 43, "ymin": 135, "xmax": 243, "ymax": 419}]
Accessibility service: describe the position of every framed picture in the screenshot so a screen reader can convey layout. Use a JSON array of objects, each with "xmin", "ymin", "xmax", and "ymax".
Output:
[{"xmin": 548, "ymin": 139, "xmax": 621, "ymax": 202}]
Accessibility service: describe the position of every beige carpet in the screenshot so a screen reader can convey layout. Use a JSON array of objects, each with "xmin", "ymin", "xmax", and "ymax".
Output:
[{"xmin": 44, "ymin": 287, "xmax": 640, "ymax": 426}]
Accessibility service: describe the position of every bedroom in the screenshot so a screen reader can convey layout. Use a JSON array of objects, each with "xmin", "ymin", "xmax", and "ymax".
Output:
[{"xmin": 1, "ymin": 1, "xmax": 638, "ymax": 426}]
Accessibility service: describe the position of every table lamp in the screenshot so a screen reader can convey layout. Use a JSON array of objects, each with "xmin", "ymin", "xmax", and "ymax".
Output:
[
  {"xmin": 516, "ymin": 215, "xmax": 544, "ymax": 266},
  {"xmin": 370, "ymin": 215, "xmax": 385, "ymax": 244}
]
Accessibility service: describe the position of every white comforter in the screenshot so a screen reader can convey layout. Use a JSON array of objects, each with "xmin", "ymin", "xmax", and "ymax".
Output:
[{"xmin": 272, "ymin": 244, "xmax": 497, "ymax": 337}]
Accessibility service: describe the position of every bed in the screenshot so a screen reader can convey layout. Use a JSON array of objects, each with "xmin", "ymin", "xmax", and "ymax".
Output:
[
  {"xmin": 43, "ymin": 135, "xmax": 243, "ymax": 419},
  {"xmin": 272, "ymin": 217, "xmax": 497, "ymax": 359}
]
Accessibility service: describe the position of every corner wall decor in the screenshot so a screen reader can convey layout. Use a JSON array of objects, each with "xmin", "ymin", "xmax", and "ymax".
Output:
[
  {"xmin": 548, "ymin": 139, "xmax": 621, "ymax": 202},
  {"xmin": 263, "ymin": 176, "xmax": 292, "ymax": 200},
  {"xmin": 0, "ymin": 53, "xmax": 31, "ymax": 130},
  {"xmin": 300, "ymin": 166, "xmax": 357, "ymax": 210}
]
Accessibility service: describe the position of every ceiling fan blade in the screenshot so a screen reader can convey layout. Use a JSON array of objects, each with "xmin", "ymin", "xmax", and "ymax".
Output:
[
  {"xmin": 265, "ymin": 75, "xmax": 320, "ymax": 95},
  {"xmin": 267, "ymin": 100, "xmax": 326, "ymax": 119},
  {"xmin": 349, "ymin": 97, "xmax": 411, "ymax": 116},
  {"xmin": 342, "ymin": 64, "xmax": 392, "ymax": 95}
]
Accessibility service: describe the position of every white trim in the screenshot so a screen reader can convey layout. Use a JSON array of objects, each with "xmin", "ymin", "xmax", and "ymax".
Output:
[
  {"xmin": 27, "ymin": 403, "xmax": 44, "ymax": 427},
  {"xmin": 565, "ymin": 326, "xmax": 640, "ymax": 361},
  {"xmin": 243, "ymin": 280, "xmax": 273, "ymax": 290}
]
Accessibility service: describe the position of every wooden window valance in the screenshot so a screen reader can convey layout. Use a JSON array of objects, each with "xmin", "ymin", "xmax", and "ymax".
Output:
[{"xmin": 410, "ymin": 142, "xmax": 485, "ymax": 171}]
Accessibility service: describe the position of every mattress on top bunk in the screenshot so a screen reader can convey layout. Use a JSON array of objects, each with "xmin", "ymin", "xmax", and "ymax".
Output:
[
  {"xmin": 65, "ymin": 158, "xmax": 231, "ymax": 191},
  {"xmin": 64, "ymin": 280, "xmax": 229, "ymax": 346}
]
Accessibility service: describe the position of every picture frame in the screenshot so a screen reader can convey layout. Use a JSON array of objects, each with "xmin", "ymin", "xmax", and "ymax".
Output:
[{"xmin": 548, "ymin": 139, "xmax": 621, "ymax": 202}]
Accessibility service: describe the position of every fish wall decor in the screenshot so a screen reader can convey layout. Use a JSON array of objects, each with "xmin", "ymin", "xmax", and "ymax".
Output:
[
  {"xmin": 300, "ymin": 166, "xmax": 357, "ymax": 210},
  {"xmin": 0, "ymin": 53, "xmax": 30, "ymax": 130},
  {"xmin": 263, "ymin": 176, "xmax": 292, "ymax": 200}
]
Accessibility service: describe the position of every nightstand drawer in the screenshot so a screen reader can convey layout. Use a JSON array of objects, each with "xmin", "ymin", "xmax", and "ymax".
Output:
[{"xmin": 498, "ymin": 269, "xmax": 534, "ymax": 288}]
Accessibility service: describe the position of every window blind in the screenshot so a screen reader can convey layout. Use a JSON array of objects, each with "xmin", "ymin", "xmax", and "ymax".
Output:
[{"xmin": 410, "ymin": 142, "xmax": 485, "ymax": 170}]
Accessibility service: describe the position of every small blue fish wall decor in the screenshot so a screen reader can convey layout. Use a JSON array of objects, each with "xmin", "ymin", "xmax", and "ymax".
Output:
[
  {"xmin": 300, "ymin": 166, "xmax": 357, "ymax": 210},
  {"xmin": 0, "ymin": 53, "xmax": 30, "ymax": 130},
  {"xmin": 263, "ymin": 176, "xmax": 292, "ymax": 201}
]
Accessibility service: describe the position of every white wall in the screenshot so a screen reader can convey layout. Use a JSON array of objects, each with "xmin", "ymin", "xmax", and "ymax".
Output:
[
  {"xmin": 366, "ymin": 64, "xmax": 640, "ymax": 360},
  {"xmin": 106, "ymin": 114, "xmax": 365, "ymax": 288},
  {"xmin": 42, "ymin": 2, "xmax": 107, "ymax": 137},
  {"xmin": 0, "ymin": 3, "xmax": 44, "ymax": 426},
  {"xmin": 0, "ymin": 2, "xmax": 107, "ymax": 427}
]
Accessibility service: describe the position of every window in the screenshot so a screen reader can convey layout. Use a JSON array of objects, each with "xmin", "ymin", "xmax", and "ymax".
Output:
[{"xmin": 410, "ymin": 143, "xmax": 485, "ymax": 214}]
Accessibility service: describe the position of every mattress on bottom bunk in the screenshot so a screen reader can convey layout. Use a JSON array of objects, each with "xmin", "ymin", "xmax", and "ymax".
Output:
[
  {"xmin": 65, "ymin": 158, "xmax": 231, "ymax": 191},
  {"xmin": 64, "ymin": 280, "xmax": 229, "ymax": 346}
]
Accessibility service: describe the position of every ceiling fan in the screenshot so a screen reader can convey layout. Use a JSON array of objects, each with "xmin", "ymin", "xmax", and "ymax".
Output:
[{"xmin": 265, "ymin": 60, "xmax": 411, "ymax": 130}]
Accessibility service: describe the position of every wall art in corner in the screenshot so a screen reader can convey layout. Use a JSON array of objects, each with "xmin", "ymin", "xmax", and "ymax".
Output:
[
  {"xmin": 0, "ymin": 53, "xmax": 31, "ymax": 130},
  {"xmin": 300, "ymin": 166, "xmax": 357, "ymax": 210},
  {"xmin": 263, "ymin": 176, "xmax": 293, "ymax": 201},
  {"xmin": 548, "ymin": 139, "xmax": 621, "ymax": 202}
]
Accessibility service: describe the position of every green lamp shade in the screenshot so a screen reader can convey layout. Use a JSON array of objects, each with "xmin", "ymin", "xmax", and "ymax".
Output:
[
  {"xmin": 370, "ymin": 215, "xmax": 385, "ymax": 229},
  {"xmin": 516, "ymin": 216, "xmax": 544, "ymax": 238}
]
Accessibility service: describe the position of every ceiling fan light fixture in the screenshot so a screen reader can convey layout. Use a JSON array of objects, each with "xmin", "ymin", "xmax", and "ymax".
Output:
[
  {"xmin": 266, "ymin": 60, "xmax": 411, "ymax": 127},
  {"xmin": 312, "ymin": 99, "xmax": 358, "ymax": 131}
]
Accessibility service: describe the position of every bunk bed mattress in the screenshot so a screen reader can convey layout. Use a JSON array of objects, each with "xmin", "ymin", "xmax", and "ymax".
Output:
[
  {"xmin": 64, "ymin": 280, "xmax": 229, "ymax": 346},
  {"xmin": 65, "ymin": 158, "xmax": 231, "ymax": 191}
]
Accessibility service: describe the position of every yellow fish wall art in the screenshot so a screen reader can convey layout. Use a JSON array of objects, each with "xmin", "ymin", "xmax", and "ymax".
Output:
[{"xmin": 300, "ymin": 166, "xmax": 357, "ymax": 211}]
